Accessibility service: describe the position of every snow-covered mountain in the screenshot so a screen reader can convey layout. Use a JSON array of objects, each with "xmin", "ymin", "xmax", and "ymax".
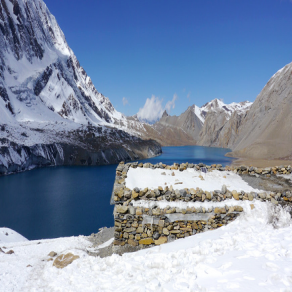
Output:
[
  {"xmin": 198, "ymin": 99, "xmax": 253, "ymax": 148},
  {"xmin": 0, "ymin": 0, "xmax": 161, "ymax": 175},
  {"xmin": 196, "ymin": 99, "xmax": 252, "ymax": 123},
  {"xmin": 132, "ymin": 99, "xmax": 252, "ymax": 147},
  {"xmin": 0, "ymin": 0, "xmax": 125, "ymax": 126}
]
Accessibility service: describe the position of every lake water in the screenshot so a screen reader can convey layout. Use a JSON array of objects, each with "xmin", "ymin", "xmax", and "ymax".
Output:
[{"xmin": 0, "ymin": 146, "xmax": 234, "ymax": 240}]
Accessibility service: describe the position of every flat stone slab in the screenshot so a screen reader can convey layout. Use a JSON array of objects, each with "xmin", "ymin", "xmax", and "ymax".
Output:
[{"xmin": 142, "ymin": 213, "xmax": 212, "ymax": 225}]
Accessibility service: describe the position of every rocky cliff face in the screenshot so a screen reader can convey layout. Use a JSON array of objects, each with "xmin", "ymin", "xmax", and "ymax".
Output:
[
  {"xmin": 198, "ymin": 108, "xmax": 249, "ymax": 148},
  {"xmin": 228, "ymin": 62, "xmax": 292, "ymax": 160},
  {"xmin": 156, "ymin": 106, "xmax": 203, "ymax": 140},
  {"xmin": 0, "ymin": 123, "xmax": 162, "ymax": 175},
  {"xmin": 0, "ymin": 0, "xmax": 161, "ymax": 175}
]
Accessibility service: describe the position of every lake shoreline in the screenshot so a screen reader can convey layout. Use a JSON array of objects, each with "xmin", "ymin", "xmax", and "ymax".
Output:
[{"xmin": 230, "ymin": 157, "xmax": 292, "ymax": 168}]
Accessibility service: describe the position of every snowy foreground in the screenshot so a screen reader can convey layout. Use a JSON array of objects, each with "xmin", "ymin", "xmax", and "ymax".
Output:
[{"xmin": 1, "ymin": 201, "xmax": 292, "ymax": 291}]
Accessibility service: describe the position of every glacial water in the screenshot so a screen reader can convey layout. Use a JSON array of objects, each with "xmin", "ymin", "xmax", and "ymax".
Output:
[{"xmin": 0, "ymin": 146, "xmax": 234, "ymax": 240}]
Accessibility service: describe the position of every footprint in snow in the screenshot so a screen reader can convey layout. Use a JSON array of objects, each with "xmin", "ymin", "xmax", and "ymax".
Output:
[{"xmin": 264, "ymin": 262, "xmax": 280, "ymax": 271}]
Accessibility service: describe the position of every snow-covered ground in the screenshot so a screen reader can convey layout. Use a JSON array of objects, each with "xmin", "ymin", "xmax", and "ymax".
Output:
[
  {"xmin": 1, "ymin": 201, "xmax": 292, "ymax": 291},
  {"xmin": 0, "ymin": 228, "xmax": 28, "ymax": 244},
  {"xmin": 125, "ymin": 167, "xmax": 264, "ymax": 193}
]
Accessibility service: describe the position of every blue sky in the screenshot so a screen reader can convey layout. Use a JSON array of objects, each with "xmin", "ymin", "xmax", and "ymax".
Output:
[{"xmin": 45, "ymin": 0, "xmax": 292, "ymax": 120}]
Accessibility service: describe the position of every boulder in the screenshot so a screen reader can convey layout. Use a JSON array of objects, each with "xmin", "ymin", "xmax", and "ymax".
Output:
[
  {"xmin": 53, "ymin": 253, "xmax": 80, "ymax": 269},
  {"xmin": 48, "ymin": 251, "xmax": 57, "ymax": 257}
]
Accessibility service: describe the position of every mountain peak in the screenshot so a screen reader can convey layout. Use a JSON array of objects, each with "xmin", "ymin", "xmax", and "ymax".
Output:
[
  {"xmin": 0, "ymin": 0, "xmax": 124, "ymax": 127},
  {"xmin": 161, "ymin": 110, "xmax": 168, "ymax": 118}
]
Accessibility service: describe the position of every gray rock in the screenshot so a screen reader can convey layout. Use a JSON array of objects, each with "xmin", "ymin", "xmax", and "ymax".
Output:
[
  {"xmin": 134, "ymin": 187, "xmax": 140, "ymax": 193},
  {"xmin": 271, "ymin": 197, "xmax": 278, "ymax": 205},
  {"xmin": 221, "ymin": 184, "xmax": 227, "ymax": 194},
  {"xmin": 153, "ymin": 232, "xmax": 160, "ymax": 240},
  {"xmin": 179, "ymin": 189, "xmax": 187, "ymax": 197}
]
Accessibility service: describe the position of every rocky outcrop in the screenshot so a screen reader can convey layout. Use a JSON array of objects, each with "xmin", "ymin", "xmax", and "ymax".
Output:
[
  {"xmin": 198, "ymin": 110, "xmax": 230, "ymax": 147},
  {"xmin": 199, "ymin": 109, "xmax": 248, "ymax": 148},
  {"xmin": 155, "ymin": 105, "xmax": 203, "ymax": 140}
]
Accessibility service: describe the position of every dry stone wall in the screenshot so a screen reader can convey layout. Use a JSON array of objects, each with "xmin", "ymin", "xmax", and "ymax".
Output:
[{"xmin": 112, "ymin": 161, "xmax": 292, "ymax": 247}]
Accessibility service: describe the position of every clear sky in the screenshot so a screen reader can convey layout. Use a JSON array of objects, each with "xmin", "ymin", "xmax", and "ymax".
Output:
[{"xmin": 45, "ymin": 0, "xmax": 292, "ymax": 121}]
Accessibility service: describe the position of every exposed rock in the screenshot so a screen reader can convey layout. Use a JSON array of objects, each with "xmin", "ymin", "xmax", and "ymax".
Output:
[
  {"xmin": 48, "ymin": 251, "xmax": 57, "ymax": 257},
  {"xmin": 228, "ymin": 62, "xmax": 292, "ymax": 160},
  {"xmin": 234, "ymin": 206, "xmax": 243, "ymax": 212},
  {"xmin": 53, "ymin": 253, "xmax": 80, "ymax": 269},
  {"xmin": 271, "ymin": 198, "xmax": 278, "ymax": 205},
  {"xmin": 139, "ymin": 238, "xmax": 154, "ymax": 245},
  {"xmin": 232, "ymin": 190, "xmax": 239, "ymax": 200},
  {"xmin": 128, "ymin": 239, "xmax": 138, "ymax": 247},
  {"xmin": 116, "ymin": 206, "xmax": 128, "ymax": 214},
  {"xmin": 154, "ymin": 237, "xmax": 168, "ymax": 245}
]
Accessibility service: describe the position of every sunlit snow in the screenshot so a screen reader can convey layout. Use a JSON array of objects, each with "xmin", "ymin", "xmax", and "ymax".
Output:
[{"xmin": 0, "ymin": 202, "xmax": 292, "ymax": 291}]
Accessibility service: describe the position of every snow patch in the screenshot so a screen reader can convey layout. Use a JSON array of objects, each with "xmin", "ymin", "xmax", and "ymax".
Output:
[{"xmin": 125, "ymin": 167, "xmax": 264, "ymax": 193}]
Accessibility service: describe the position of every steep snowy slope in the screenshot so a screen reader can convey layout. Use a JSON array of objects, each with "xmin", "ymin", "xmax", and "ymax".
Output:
[
  {"xmin": 0, "ymin": 0, "xmax": 126, "ymax": 126},
  {"xmin": 0, "ymin": 0, "xmax": 161, "ymax": 175}
]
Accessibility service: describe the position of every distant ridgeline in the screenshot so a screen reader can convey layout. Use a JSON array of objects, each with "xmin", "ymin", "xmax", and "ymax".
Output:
[{"xmin": 112, "ymin": 162, "xmax": 292, "ymax": 247}]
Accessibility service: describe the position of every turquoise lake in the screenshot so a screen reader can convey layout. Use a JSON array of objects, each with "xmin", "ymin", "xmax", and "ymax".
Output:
[{"xmin": 0, "ymin": 146, "xmax": 234, "ymax": 240}]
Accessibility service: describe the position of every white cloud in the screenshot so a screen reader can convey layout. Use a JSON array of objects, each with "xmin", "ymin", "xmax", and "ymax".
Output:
[
  {"xmin": 137, "ymin": 95, "xmax": 164, "ymax": 123},
  {"xmin": 165, "ymin": 93, "xmax": 177, "ymax": 112},
  {"xmin": 122, "ymin": 97, "xmax": 128, "ymax": 106},
  {"xmin": 137, "ymin": 93, "xmax": 178, "ymax": 123},
  {"xmin": 187, "ymin": 92, "xmax": 191, "ymax": 100}
]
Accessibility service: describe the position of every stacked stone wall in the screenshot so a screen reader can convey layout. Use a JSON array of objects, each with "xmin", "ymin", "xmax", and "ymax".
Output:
[{"xmin": 112, "ymin": 161, "xmax": 292, "ymax": 247}]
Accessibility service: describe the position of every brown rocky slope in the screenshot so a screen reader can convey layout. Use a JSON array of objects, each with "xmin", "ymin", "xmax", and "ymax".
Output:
[{"xmin": 227, "ymin": 62, "xmax": 292, "ymax": 160}]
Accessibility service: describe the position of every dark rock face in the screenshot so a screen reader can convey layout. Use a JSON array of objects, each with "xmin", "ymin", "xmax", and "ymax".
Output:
[
  {"xmin": 0, "ymin": 141, "xmax": 63, "ymax": 175},
  {"xmin": 0, "ymin": 134, "xmax": 162, "ymax": 176},
  {"xmin": 0, "ymin": 127, "xmax": 162, "ymax": 175}
]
